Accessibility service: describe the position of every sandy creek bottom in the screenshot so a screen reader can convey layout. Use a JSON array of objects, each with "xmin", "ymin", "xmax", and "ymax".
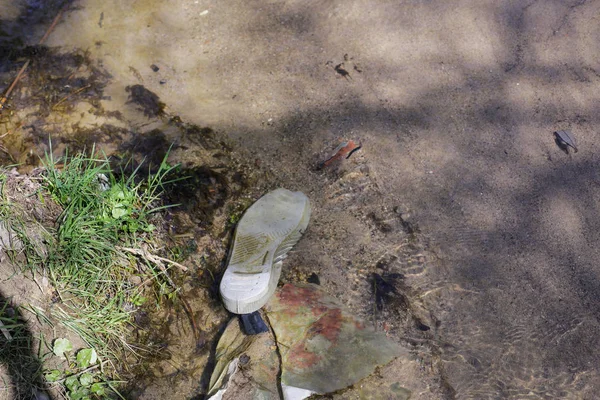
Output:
[{"xmin": 3, "ymin": 2, "xmax": 600, "ymax": 397}]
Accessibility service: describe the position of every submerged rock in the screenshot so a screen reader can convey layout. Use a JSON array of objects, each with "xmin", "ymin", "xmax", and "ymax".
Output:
[
  {"xmin": 352, "ymin": 381, "xmax": 412, "ymax": 400},
  {"xmin": 265, "ymin": 283, "xmax": 403, "ymax": 395},
  {"xmin": 208, "ymin": 283, "xmax": 404, "ymax": 399}
]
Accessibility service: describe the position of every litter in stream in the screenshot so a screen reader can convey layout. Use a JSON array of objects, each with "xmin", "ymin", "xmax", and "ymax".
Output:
[
  {"xmin": 554, "ymin": 130, "xmax": 578, "ymax": 153},
  {"xmin": 317, "ymin": 140, "xmax": 362, "ymax": 170},
  {"xmin": 208, "ymin": 283, "xmax": 405, "ymax": 400}
]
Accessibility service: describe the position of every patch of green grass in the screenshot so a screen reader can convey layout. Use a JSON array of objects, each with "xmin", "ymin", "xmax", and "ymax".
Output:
[
  {"xmin": 0, "ymin": 147, "xmax": 185, "ymax": 398},
  {"xmin": 42, "ymin": 150, "xmax": 176, "ymax": 289},
  {"xmin": 35, "ymin": 148, "xmax": 181, "ymax": 397},
  {"xmin": 39, "ymin": 148, "xmax": 179, "ymax": 335}
]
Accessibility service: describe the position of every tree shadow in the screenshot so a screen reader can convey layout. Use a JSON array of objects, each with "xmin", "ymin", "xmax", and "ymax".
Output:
[
  {"xmin": 5, "ymin": 0, "xmax": 600, "ymax": 397},
  {"xmin": 0, "ymin": 294, "xmax": 52, "ymax": 400}
]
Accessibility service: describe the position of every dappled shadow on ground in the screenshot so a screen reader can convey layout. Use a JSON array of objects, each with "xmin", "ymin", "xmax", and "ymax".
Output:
[
  {"xmin": 3, "ymin": 0, "xmax": 600, "ymax": 398},
  {"xmin": 195, "ymin": 1, "xmax": 600, "ymax": 397}
]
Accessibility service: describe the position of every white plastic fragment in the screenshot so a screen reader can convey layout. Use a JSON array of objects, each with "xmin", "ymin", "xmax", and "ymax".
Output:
[
  {"xmin": 206, "ymin": 358, "xmax": 240, "ymax": 400},
  {"xmin": 281, "ymin": 384, "xmax": 316, "ymax": 400}
]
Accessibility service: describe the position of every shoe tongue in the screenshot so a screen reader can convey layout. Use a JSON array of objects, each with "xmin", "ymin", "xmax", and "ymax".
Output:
[{"xmin": 240, "ymin": 311, "xmax": 269, "ymax": 335}]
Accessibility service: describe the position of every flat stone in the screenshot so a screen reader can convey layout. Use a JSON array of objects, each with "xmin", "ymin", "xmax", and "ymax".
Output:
[{"xmin": 265, "ymin": 283, "xmax": 404, "ymax": 395}]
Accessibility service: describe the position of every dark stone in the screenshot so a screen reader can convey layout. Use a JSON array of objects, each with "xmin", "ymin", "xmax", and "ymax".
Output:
[{"xmin": 307, "ymin": 273, "xmax": 320, "ymax": 285}]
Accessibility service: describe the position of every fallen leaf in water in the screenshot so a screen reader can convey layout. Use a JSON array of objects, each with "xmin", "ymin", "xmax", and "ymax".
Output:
[
  {"xmin": 554, "ymin": 130, "xmax": 578, "ymax": 153},
  {"xmin": 318, "ymin": 140, "xmax": 362, "ymax": 169}
]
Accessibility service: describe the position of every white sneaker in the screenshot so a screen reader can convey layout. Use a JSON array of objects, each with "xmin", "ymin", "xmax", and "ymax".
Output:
[{"xmin": 220, "ymin": 188, "xmax": 311, "ymax": 314}]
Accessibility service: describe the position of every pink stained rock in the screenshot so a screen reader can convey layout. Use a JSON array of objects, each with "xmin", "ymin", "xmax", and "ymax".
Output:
[{"xmin": 265, "ymin": 283, "xmax": 404, "ymax": 395}]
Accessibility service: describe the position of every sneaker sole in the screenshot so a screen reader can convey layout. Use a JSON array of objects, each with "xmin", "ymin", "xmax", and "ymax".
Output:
[{"xmin": 220, "ymin": 188, "xmax": 311, "ymax": 314}]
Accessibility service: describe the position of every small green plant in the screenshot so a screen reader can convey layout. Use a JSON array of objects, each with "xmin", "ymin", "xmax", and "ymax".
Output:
[
  {"xmin": 168, "ymin": 239, "xmax": 198, "ymax": 263},
  {"xmin": 226, "ymin": 198, "xmax": 254, "ymax": 227},
  {"xmin": 46, "ymin": 338, "xmax": 114, "ymax": 399}
]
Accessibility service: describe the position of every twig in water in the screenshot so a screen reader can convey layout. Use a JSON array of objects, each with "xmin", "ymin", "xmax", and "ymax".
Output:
[
  {"xmin": 117, "ymin": 245, "xmax": 188, "ymax": 272},
  {"xmin": 52, "ymin": 85, "xmax": 91, "ymax": 110},
  {"xmin": 0, "ymin": 60, "xmax": 30, "ymax": 112},
  {"xmin": 0, "ymin": 2, "xmax": 69, "ymax": 112},
  {"xmin": 180, "ymin": 296, "xmax": 200, "ymax": 344},
  {"xmin": 0, "ymin": 144, "xmax": 16, "ymax": 163},
  {"xmin": 117, "ymin": 244, "xmax": 187, "ymax": 296},
  {"xmin": 117, "ymin": 246, "xmax": 199, "ymax": 343}
]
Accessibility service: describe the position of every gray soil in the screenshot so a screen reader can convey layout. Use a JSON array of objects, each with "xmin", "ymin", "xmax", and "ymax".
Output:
[{"xmin": 2, "ymin": 0, "xmax": 600, "ymax": 399}]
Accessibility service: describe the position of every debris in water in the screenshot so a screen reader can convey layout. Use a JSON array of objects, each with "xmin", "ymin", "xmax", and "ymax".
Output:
[
  {"xmin": 318, "ymin": 139, "xmax": 362, "ymax": 169},
  {"xmin": 125, "ymin": 84, "xmax": 165, "ymax": 117},
  {"xmin": 207, "ymin": 318, "xmax": 280, "ymax": 399},
  {"xmin": 306, "ymin": 272, "xmax": 320, "ymax": 285},
  {"xmin": 265, "ymin": 283, "xmax": 404, "ymax": 395},
  {"xmin": 372, "ymin": 272, "xmax": 407, "ymax": 312},
  {"xmin": 209, "ymin": 283, "xmax": 404, "ymax": 399},
  {"xmin": 554, "ymin": 130, "xmax": 578, "ymax": 153},
  {"xmin": 0, "ymin": 3, "xmax": 68, "ymax": 112},
  {"xmin": 415, "ymin": 320, "xmax": 430, "ymax": 331},
  {"xmin": 334, "ymin": 63, "xmax": 351, "ymax": 79}
]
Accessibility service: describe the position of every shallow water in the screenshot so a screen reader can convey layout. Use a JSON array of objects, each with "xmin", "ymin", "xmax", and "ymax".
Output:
[{"xmin": 3, "ymin": 0, "xmax": 600, "ymax": 399}]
